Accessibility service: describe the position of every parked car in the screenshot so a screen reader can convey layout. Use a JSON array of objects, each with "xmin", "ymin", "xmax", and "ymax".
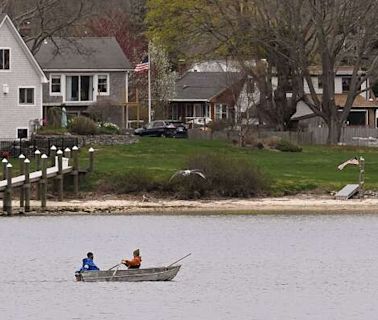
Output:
[{"xmin": 134, "ymin": 120, "xmax": 188, "ymax": 138}]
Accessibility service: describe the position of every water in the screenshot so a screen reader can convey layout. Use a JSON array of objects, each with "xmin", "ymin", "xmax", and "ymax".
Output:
[{"xmin": 1, "ymin": 214, "xmax": 378, "ymax": 320}]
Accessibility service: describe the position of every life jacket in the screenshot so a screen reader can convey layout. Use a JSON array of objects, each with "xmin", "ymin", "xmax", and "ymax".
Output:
[
  {"xmin": 81, "ymin": 258, "xmax": 99, "ymax": 271},
  {"xmin": 126, "ymin": 256, "xmax": 142, "ymax": 269}
]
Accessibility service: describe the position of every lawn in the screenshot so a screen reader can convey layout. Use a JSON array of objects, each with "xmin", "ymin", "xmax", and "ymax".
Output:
[{"xmin": 79, "ymin": 138, "xmax": 378, "ymax": 195}]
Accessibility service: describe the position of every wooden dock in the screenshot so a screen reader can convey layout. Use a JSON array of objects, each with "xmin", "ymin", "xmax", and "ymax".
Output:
[{"xmin": 0, "ymin": 146, "xmax": 94, "ymax": 215}]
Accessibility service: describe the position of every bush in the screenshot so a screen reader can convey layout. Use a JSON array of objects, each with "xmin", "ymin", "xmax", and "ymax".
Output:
[
  {"xmin": 172, "ymin": 153, "xmax": 269, "ymax": 198},
  {"xmin": 69, "ymin": 116, "xmax": 97, "ymax": 135},
  {"xmin": 97, "ymin": 122, "xmax": 120, "ymax": 135},
  {"xmin": 275, "ymin": 140, "xmax": 302, "ymax": 152}
]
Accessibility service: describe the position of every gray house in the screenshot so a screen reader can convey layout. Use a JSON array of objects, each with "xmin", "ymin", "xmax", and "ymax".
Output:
[
  {"xmin": 0, "ymin": 14, "xmax": 47, "ymax": 139},
  {"xmin": 33, "ymin": 37, "xmax": 133, "ymax": 126}
]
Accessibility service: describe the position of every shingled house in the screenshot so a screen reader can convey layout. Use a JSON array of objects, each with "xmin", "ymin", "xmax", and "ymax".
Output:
[
  {"xmin": 33, "ymin": 37, "xmax": 133, "ymax": 126},
  {"xmin": 168, "ymin": 72, "xmax": 244, "ymax": 123}
]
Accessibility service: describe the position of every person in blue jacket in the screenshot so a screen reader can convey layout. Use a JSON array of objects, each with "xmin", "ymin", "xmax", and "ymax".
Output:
[{"xmin": 80, "ymin": 252, "xmax": 99, "ymax": 271}]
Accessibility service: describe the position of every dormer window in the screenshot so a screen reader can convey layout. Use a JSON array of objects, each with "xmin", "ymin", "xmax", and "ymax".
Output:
[
  {"xmin": 0, "ymin": 49, "xmax": 10, "ymax": 70},
  {"xmin": 342, "ymin": 77, "xmax": 351, "ymax": 92}
]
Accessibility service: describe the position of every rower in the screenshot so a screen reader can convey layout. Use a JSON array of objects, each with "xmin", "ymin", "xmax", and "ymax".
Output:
[
  {"xmin": 121, "ymin": 249, "xmax": 142, "ymax": 269},
  {"xmin": 80, "ymin": 252, "xmax": 100, "ymax": 271}
]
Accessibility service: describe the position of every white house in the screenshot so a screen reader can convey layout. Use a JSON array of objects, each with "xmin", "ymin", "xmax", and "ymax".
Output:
[
  {"xmin": 287, "ymin": 66, "xmax": 378, "ymax": 128},
  {"xmin": 0, "ymin": 14, "xmax": 47, "ymax": 139}
]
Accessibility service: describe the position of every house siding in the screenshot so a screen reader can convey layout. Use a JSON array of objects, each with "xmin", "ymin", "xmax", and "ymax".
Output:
[
  {"xmin": 0, "ymin": 19, "xmax": 43, "ymax": 139},
  {"xmin": 43, "ymin": 71, "xmax": 127, "ymax": 105}
]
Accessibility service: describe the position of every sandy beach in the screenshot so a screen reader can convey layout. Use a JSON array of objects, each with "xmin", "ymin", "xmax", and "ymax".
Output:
[{"xmin": 3, "ymin": 193, "xmax": 378, "ymax": 215}]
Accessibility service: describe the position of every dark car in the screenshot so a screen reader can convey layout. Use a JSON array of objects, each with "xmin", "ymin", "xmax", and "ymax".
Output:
[{"xmin": 134, "ymin": 120, "xmax": 188, "ymax": 138}]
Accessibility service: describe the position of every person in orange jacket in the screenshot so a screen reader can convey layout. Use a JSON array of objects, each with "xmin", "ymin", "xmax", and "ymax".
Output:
[{"xmin": 121, "ymin": 249, "xmax": 142, "ymax": 269}]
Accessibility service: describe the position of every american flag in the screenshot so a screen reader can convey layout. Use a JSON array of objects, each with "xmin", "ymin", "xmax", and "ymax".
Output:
[{"xmin": 134, "ymin": 56, "xmax": 149, "ymax": 72}]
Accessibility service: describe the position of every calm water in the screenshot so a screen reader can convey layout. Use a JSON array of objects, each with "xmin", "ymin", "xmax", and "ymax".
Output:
[{"xmin": 1, "ymin": 214, "xmax": 378, "ymax": 319}]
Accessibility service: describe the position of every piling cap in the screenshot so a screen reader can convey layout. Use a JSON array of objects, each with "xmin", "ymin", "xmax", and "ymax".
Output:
[
  {"xmin": 64, "ymin": 147, "xmax": 71, "ymax": 152},
  {"xmin": 2, "ymin": 158, "xmax": 8, "ymax": 163},
  {"xmin": 6, "ymin": 163, "xmax": 12, "ymax": 168},
  {"xmin": 57, "ymin": 150, "xmax": 63, "ymax": 155},
  {"xmin": 41, "ymin": 154, "xmax": 48, "ymax": 159},
  {"xmin": 19, "ymin": 154, "xmax": 25, "ymax": 159},
  {"xmin": 89, "ymin": 147, "xmax": 94, "ymax": 152},
  {"xmin": 72, "ymin": 146, "xmax": 79, "ymax": 151},
  {"xmin": 35, "ymin": 150, "xmax": 41, "ymax": 155},
  {"xmin": 50, "ymin": 145, "xmax": 57, "ymax": 151},
  {"xmin": 24, "ymin": 159, "xmax": 30, "ymax": 163}
]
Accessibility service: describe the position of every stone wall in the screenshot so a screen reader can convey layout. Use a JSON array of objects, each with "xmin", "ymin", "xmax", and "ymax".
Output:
[{"xmin": 77, "ymin": 134, "xmax": 138, "ymax": 146}]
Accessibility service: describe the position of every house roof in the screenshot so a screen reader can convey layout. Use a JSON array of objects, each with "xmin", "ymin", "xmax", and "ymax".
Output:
[
  {"xmin": 34, "ymin": 37, "xmax": 132, "ymax": 70},
  {"xmin": 291, "ymin": 94, "xmax": 378, "ymax": 120},
  {"xmin": 0, "ymin": 14, "xmax": 47, "ymax": 82},
  {"xmin": 307, "ymin": 66, "xmax": 363, "ymax": 76},
  {"xmin": 172, "ymin": 72, "xmax": 242, "ymax": 101}
]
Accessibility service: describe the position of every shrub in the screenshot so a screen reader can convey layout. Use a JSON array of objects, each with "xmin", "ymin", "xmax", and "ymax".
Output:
[
  {"xmin": 99, "ymin": 169, "xmax": 160, "ymax": 194},
  {"xmin": 275, "ymin": 140, "xmax": 302, "ymax": 152},
  {"xmin": 47, "ymin": 107, "xmax": 62, "ymax": 128},
  {"xmin": 97, "ymin": 122, "xmax": 120, "ymax": 135},
  {"xmin": 174, "ymin": 152, "xmax": 269, "ymax": 198},
  {"xmin": 69, "ymin": 116, "xmax": 97, "ymax": 135}
]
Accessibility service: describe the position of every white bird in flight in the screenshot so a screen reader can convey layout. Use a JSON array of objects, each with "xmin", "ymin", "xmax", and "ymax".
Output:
[
  {"xmin": 337, "ymin": 157, "xmax": 360, "ymax": 170},
  {"xmin": 169, "ymin": 169, "xmax": 206, "ymax": 182}
]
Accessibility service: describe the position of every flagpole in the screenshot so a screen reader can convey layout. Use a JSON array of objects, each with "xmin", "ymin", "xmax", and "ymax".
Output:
[{"xmin": 148, "ymin": 42, "xmax": 152, "ymax": 123}]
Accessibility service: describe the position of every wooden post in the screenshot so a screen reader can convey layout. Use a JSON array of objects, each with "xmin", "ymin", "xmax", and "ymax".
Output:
[
  {"xmin": 35, "ymin": 149, "xmax": 41, "ymax": 200},
  {"xmin": 359, "ymin": 156, "xmax": 365, "ymax": 199},
  {"xmin": 5, "ymin": 163, "xmax": 12, "ymax": 215},
  {"xmin": 88, "ymin": 147, "xmax": 94, "ymax": 172},
  {"xmin": 64, "ymin": 147, "xmax": 71, "ymax": 159},
  {"xmin": 40, "ymin": 154, "xmax": 48, "ymax": 209},
  {"xmin": 72, "ymin": 146, "xmax": 79, "ymax": 195},
  {"xmin": 50, "ymin": 145, "xmax": 57, "ymax": 167},
  {"xmin": 24, "ymin": 158, "xmax": 31, "ymax": 212},
  {"xmin": 19, "ymin": 154, "xmax": 25, "ymax": 208},
  {"xmin": 2, "ymin": 158, "xmax": 8, "ymax": 180},
  {"xmin": 57, "ymin": 150, "xmax": 63, "ymax": 201}
]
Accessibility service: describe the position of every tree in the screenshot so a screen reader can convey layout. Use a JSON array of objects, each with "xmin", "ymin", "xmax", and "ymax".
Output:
[
  {"xmin": 0, "ymin": 0, "xmax": 90, "ymax": 54},
  {"xmin": 147, "ymin": 0, "xmax": 299, "ymax": 131}
]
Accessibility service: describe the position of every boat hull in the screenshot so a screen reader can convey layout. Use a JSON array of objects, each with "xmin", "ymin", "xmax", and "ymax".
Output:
[{"xmin": 76, "ymin": 265, "xmax": 181, "ymax": 282}]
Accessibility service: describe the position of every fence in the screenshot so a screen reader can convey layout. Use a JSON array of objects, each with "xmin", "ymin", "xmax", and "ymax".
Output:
[
  {"xmin": 0, "ymin": 137, "xmax": 79, "ymax": 159},
  {"xmin": 188, "ymin": 127, "xmax": 378, "ymax": 146}
]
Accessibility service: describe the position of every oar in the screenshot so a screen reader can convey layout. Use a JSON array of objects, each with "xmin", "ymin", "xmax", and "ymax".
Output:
[
  {"xmin": 167, "ymin": 253, "xmax": 192, "ymax": 267},
  {"xmin": 108, "ymin": 263, "xmax": 122, "ymax": 271}
]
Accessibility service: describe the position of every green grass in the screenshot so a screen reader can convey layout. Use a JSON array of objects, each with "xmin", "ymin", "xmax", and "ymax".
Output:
[{"xmin": 79, "ymin": 138, "xmax": 378, "ymax": 195}]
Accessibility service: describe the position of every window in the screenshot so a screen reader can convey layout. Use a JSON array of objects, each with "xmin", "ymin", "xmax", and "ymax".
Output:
[
  {"xmin": 97, "ymin": 75, "xmax": 109, "ymax": 94},
  {"xmin": 342, "ymin": 77, "xmax": 351, "ymax": 92},
  {"xmin": 215, "ymin": 104, "xmax": 228, "ymax": 120},
  {"xmin": 19, "ymin": 87, "xmax": 35, "ymax": 105},
  {"xmin": 318, "ymin": 76, "xmax": 323, "ymax": 89},
  {"xmin": 50, "ymin": 75, "xmax": 61, "ymax": 94},
  {"xmin": 0, "ymin": 49, "xmax": 10, "ymax": 70},
  {"xmin": 65, "ymin": 75, "xmax": 93, "ymax": 102}
]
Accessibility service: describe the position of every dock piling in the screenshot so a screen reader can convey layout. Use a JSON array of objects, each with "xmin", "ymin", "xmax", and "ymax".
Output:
[
  {"xmin": 88, "ymin": 147, "xmax": 94, "ymax": 172},
  {"xmin": 4, "ymin": 163, "xmax": 12, "ymax": 215},
  {"xmin": 19, "ymin": 154, "xmax": 25, "ymax": 208},
  {"xmin": 2, "ymin": 158, "xmax": 8, "ymax": 180},
  {"xmin": 35, "ymin": 149, "xmax": 41, "ymax": 200},
  {"xmin": 24, "ymin": 159, "xmax": 31, "ymax": 212},
  {"xmin": 57, "ymin": 150, "xmax": 64, "ymax": 201},
  {"xmin": 40, "ymin": 154, "xmax": 48, "ymax": 209},
  {"xmin": 72, "ymin": 146, "xmax": 79, "ymax": 195},
  {"xmin": 50, "ymin": 145, "xmax": 57, "ymax": 167}
]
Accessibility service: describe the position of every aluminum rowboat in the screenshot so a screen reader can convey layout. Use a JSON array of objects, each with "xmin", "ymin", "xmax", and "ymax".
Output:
[{"xmin": 75, "ymin": 265, "xmax": 181, "ymax": 282}]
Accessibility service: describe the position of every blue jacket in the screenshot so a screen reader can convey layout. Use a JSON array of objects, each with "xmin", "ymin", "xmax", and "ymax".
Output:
[{"xmin": 80, "ymin": 258, "xmax": 99, "ymax": 271}]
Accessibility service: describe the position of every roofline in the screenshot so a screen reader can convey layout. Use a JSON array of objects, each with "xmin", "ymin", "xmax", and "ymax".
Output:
[
  {"xmin": 43, "ymin": 68, "xmax": 133, "ymax": 72},
  {"xmin": 169, "ymin": 99, "xmax": 209, "ymax": 102},
  {"xmin": 0, "ymin": 15, "xmax": 48, "ymax": 83}
]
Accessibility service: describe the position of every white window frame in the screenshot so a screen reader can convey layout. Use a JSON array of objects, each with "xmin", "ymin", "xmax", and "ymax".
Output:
[
  {"xmin": 18, "ymin": 86, "xmax": 36, "ymax": 106},
  {"xmin": 16, "ymin": 127, "xmax": 29, "ymax": 139},
  {"xmin": 97, "ymin": 74, "xmax": 110, "ymax": 96},
  {"xmin": 63, "ymin": 74, "xmax": 95, "ymax": 103},
  {"xmin": 0, "ymin": 48, "xmax": 11, "ymax": 72},
  {"xmin": 215, "ymin": 103, "xmax": 228, "ymax": 120},
  {"xmin": 49, "ymin": 74, "xmax": 62, "ymax": 96}
]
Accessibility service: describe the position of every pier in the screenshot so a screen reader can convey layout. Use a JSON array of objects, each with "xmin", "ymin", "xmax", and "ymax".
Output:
[{"xmin": 0, "ymin": 146, "xmax": 94, "ymax": 215}]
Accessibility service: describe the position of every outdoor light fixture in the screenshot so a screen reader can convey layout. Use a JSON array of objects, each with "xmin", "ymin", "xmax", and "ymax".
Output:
[{"xmin": 2, "ymin": 84, "xmax": 9, "ymax": 94}]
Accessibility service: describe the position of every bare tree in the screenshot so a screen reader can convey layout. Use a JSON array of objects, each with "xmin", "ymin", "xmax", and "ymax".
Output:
[{"xmin": 0, "ymin": 0, "xmax": 90, "ymax": 54}]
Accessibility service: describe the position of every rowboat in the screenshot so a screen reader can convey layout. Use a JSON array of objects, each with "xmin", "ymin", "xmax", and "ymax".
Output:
[{"xmin": 75, "ymin": 265, "xmax": 181, "ymax": 282}]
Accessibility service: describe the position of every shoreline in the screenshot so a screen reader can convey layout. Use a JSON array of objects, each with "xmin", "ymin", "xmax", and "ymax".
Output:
[{"xmin": 2, "ymin": 194, "xmax": 378, "ymax": 216}]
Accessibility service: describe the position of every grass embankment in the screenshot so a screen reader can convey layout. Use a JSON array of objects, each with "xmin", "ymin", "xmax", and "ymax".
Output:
[{"xmin": 79, "ymin": 138, "xmax": 378, "ymax": 196}]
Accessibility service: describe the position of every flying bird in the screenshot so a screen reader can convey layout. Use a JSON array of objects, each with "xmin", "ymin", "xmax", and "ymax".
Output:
[
  {"xmin": 337, "ymin": 157, "xmax": 360, "ymax": 170},
  {"xmin": 169, "ymin": 169, "xmax": 206, "ymax": 182}
]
